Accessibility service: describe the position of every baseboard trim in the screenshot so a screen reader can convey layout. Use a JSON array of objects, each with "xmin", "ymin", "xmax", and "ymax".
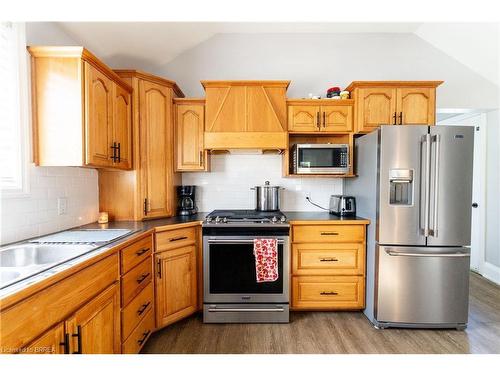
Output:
[{"xmin": 482, "ymin": 262, "xmax": 500, "ymax": 285}]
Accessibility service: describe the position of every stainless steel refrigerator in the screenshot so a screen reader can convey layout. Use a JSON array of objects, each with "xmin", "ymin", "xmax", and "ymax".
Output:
[{"xmin": 345, "ymin": 125, "xmax": 474, "ymax": 329}]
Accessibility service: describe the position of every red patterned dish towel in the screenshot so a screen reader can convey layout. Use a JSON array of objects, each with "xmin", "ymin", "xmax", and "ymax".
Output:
[{"xmin": 253, "ymin": 239, "xmax": 279, "ymax": 283}]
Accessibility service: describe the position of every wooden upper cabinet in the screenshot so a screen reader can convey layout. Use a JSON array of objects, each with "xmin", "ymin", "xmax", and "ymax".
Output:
[
  {"xmin": 288, "ymin": 105, "xmax": 320, "ymax": 132},
  {"xmin": 287, "ymin": 100, "xmax": 354, "ymax": 133},
  {"xmin": 65, "ymin": 283, "xmax": 120, "ymax": 354},
  {"xmin": 139, "ymin": 80, "xmax": 174, "ymax": 219},
  {"xmin": 322, "ymin": 104, "xmax": 353, "ymax": 132},
  {"xmin": 356, "ymin": 87, "xmax": 397, "ymax": 133},
  {"xmin": 85, "ymin": 63, "xmax": 113, "ymax": 167},
  {"xmin": 202, "ymin": 81, "xmax": 289, "ymax": 149},
  {"xmin": 155, "ymin": 246, "xmax": 197, "ymax": 328},
  {"xmin": 112, "ymin": 83, "xmax": 132, "ymax": 169},
  {"xmin": 28, "ymin": 46, "xmax": 133, "ymax": 169},
  {"xmin": 346, "ymin": 81, "xmax": 443, "ymax": 134},
  {"xmin": 396, "ymin": 87, "xmax": 436, "ymax": 125},
  {"xmin": 174, "ymin": 99, "xmax": 207, "ymax": 171}
]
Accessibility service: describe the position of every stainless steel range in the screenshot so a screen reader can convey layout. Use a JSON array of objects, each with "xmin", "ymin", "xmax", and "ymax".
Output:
[{"xmin": 203, "ymin": 210, "xmax": 290, "ymax": 323}]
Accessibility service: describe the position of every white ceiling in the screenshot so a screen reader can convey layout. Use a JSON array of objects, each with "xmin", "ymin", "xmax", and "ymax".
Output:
[{"xmin": 57, "ymin": 22, "xmax": 423, "ymax": 67}]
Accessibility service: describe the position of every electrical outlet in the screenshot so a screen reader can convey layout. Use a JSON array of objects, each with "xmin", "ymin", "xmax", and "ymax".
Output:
[{"xmin": 57, "ymin": 197, "xmax": 68, "ymax": 215}]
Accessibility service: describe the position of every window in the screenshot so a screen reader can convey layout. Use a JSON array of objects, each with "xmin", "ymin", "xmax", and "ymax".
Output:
[{"xmin": 0, "ymin": 22, "xmax": 29, "ymax": 195}]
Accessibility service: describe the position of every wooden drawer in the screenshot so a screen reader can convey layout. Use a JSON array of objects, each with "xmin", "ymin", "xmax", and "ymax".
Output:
[
  {"xmin": 121, "ymin": 235, "xmax": 153, "ymax": 274},
  {"xmin": 121, "ymin": 281, "xmax": 154, "ymax": 341},
  {"xmin": 292, "ymin": 243, "xmax": 365, "ymax": 275},
  {"xmin": 121, "ymin": 257, "xmax": 152, "ymax": 307},
  {"xmin": 292, "ymin": 224, "xmax": 364, "ymax": 243},
  {"xmin": 292, "ymin": 276, "xmax": 364, "ymax": 310},
  {"xmin": 122, "ymin": 308, "xmax": 154, "ymax": 354},
  {"xmin": 156, "ymin": 227, "xmax": 196, "ymax": 252}
]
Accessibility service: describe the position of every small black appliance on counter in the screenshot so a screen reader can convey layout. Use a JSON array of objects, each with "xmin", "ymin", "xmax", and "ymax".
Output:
[
  {"xmin": 177, "ymin": 185, "xmax": 198, "ymax": 216},
  {"xmin": 329, "ymin": 195, "xmax": 356, "ymax": 217}
]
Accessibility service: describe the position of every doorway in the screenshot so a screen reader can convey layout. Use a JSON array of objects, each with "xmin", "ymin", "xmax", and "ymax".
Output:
[{"xmin": 437, "ymin": 111, "xmax": 487, "ymax": 274}]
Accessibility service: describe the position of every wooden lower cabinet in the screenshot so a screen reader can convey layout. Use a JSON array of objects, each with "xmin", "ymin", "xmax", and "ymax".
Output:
[
  {"xmin": 119, "ymin": 233, "xmax": 154, "ymax": 353},
  {"xmin": 122, "ymin": 309, "xmax": 155, "ymax": 354},
  {"xmin": 155, "ymin": 245, "xmax": 197, "ymax": 328},
  {"xmin": 292, "ymin": 276, "xmax": 364, "ymax": 310},
  {"xmin": 65, "ymin": 283, "xmax": 121, "ymax": 354},
  {"xmin": 290, "ymin": 221, "xmax": 368, "ymax": 310},
  {"xmin": 22, "ymin": 323, "xmax": 65, "ymax": 354}
]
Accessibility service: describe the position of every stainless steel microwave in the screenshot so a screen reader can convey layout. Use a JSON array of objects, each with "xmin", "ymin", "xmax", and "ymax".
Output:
[{"xmin": 292, "ymin": 144, "xmax": 349, "ymax": 174}]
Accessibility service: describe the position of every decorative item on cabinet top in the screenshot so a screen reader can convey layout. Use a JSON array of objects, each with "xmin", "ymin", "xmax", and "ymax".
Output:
[
  {"xmin": 202, "ymin": 80, "xmax": 290, "ymax": 150},
  {"xmin": 28, "ymin": 46, "xmax": 133, "ymax": 169}
]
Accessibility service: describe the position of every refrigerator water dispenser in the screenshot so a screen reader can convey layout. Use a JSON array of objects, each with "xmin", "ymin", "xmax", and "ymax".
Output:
[{"xmin": 389, "ymin": 169, "xmax": 413, "ymax": 206}]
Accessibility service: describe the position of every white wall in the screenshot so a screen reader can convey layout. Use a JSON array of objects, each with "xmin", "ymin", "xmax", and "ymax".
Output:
[
  {"xmin": 160, "ymin": 33, "xmax": 499, "ymax": 110},
  {"xmin": 182, "ymin": 154, "xmax": 342, "ymax": 212},
  {"xmin": 0, "ymin": 24, "xmax": 99, "ymax": 245},
  {"xmin": 485, "ymin": 110, "xmax": 500, "ymax": 268}
]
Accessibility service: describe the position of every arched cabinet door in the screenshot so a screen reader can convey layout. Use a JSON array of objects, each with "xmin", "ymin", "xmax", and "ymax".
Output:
[
  {"xmin": 397, "ymin": 87, "xmax": 435, "ymax": 125},
  {"xmin": 112, "ymin": 83, "xmax": 132, "ymax": 169},
  {"xmin": 175, "ymin": 103, "xmax": 207, "ymax": 171},
  {"xmin": 321, "ymin": 105, "xmax": 353, "ymax": 133},
  {"xmin": 139, "ymin": 80, "xmax": 174, "ymax": 219},
  {"xmin": 288, "ymin": 105, "xmax": 320, "ymax": 132},
  {"xmin": 85, "ymin": 62, "xmax": 113, "ymax": 167},
  {"xmin": 356, "ymin": 87, "xmax": 397, "ymax": 133}
]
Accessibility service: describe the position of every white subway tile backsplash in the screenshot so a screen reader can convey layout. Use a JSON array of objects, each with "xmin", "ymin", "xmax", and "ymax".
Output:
[
  {"xmin": 1, "ymin": 164, "xmax": 99, "ymax": 245},
  {"xmin": 182, "ymin": 154, "xmax": 342, "ymax": 212}
]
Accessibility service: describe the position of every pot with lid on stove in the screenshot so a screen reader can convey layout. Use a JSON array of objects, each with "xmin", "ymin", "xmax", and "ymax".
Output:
[{"xmin": 251, "ymin": 181, "xmax": 284, "ymax": 212}]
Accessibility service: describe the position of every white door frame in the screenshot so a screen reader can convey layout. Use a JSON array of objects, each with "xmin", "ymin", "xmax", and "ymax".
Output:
[{"xmin": 437, "ymin": 112, "xmax": 487, "ymax": 274}]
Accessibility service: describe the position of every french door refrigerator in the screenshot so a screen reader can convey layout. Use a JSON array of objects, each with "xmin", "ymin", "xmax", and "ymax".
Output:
[{"xmin": 345, "ymin": 125, "xmax": 474, "ymax": 329}]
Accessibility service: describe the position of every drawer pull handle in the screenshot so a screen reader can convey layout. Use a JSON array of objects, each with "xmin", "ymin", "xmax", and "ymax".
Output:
[
  {"xmin": 137, "ymin": 301, "xmax": 151, "ymax": 316},
  {"xmin": 320, "ymin": 291, "xmax": 338, "ymax": 296},
  {"xmin": 135, "ymin": 248, "xmax": 149, "ymax": 256},
  {"xmin": 320, "ymin": 232, "xmax": 339, "ymax": 236},
  {"xmin": 136, "ymin": 273, "xmax": 150, "ymax": 284},
  {"xmin": 169, "ymin": 236, "xmax": 188, "ymax": 242},
  {"xmin": 320, "ymin": 257, "xmax": 338, "ymax": 262},
  {"xmin": 137, "ymin": 330, "xmax": 151, "ymax": 346}
]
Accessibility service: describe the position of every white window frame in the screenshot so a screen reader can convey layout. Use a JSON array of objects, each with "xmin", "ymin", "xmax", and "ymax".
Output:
[{"xmin": 0, "ymin": 22, "xmax": 31, "ymax": 198}]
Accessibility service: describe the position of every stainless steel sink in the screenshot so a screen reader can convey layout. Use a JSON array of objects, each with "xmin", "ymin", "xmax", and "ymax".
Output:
[
  {"xmin": 0, "ymin": 243, "xmax": 98, "ymax": 289},
  {"xmin": 0, "ymin": 244, "xmax": 96, "ymax": 268},
  {"xmin": 0, "ymin": 270, "xmax": 21, "ymax": 284}
]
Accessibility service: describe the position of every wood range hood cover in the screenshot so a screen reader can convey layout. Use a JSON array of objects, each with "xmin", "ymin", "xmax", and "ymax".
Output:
[{"xmin": 202, "ymin": 80, "xmax": 290, "ymax": 150}]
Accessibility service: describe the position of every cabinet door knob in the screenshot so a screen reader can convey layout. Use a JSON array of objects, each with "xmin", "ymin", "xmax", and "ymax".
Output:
[
  {"xmin": 392, "ymin": 112, "xmax": 397, "ymax": 125},
  {"xmin": 322, "ymin": 112, "xmax": 326, "ymax": 128},
  {"xmin": 398, "ymin": 112, "xmax": 403, "ymax": 125}
]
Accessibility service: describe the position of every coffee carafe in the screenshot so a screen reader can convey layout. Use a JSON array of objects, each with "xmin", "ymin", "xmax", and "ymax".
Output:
[{"xmin": 177, "ymin": 185, "xmax": 197, "ymax": 216}]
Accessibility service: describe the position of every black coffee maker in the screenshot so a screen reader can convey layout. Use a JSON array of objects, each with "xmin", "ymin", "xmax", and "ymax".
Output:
[{"xmin": 177, "ymin": 185, "xmax": 197, "ymax": 216}]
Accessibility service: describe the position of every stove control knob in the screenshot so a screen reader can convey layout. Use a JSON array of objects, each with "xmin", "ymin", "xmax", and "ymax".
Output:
[
  {"xmin": 222, "ymin": 217, "xmax": 228, "ymax": 223},
  {"xmin": 215, "ymin": 216, "xmax": 221, "ymax": 223},
  {"xmin": 206, "ymin": 217, "xmax": 213, "ymax": 223},
  {"xmin": 271, "ymin": 216, "xmax": 278, "ymax": 223},
  {"xmin": 280, "ymin": 216, "xmax": 286, "ymax": 223}
]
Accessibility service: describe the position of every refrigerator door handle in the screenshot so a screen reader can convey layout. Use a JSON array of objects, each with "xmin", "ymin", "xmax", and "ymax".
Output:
[
  {"xmin": 421, "ymin": 134, "xmax": 431, "ymax": 237},
  {"xmin": 385, "ymin": 248, "xmax": 470, "ymax": 258},
  {"xmin": 430, "ymin": 134, "xmax": 441, "ymax": 237}
]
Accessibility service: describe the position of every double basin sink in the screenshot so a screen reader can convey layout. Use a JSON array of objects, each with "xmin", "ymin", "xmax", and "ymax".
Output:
[{"xmin": 0, "ymin": 229, "xmax": 133, "ymax": 289}]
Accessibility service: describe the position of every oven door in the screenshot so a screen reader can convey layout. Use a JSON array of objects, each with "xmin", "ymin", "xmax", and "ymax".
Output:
[{"xmin": 203, "ymin": 236, "xmax": 290, "ymax": 303}]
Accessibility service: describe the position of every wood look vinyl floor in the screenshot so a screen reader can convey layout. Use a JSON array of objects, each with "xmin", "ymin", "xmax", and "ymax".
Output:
[{"xmin": 141, "ymin": 272, "xmax": 500, "ymax": 354}]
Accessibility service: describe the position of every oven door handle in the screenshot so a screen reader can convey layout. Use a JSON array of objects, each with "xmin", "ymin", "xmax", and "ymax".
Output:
[
  {"xmin": 207, "ymin": 239, "xmax": 285, "ymax": 244},
  {"xmin": 207, "ymin": 307, "xmax": 285, "ymax": 312}
]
